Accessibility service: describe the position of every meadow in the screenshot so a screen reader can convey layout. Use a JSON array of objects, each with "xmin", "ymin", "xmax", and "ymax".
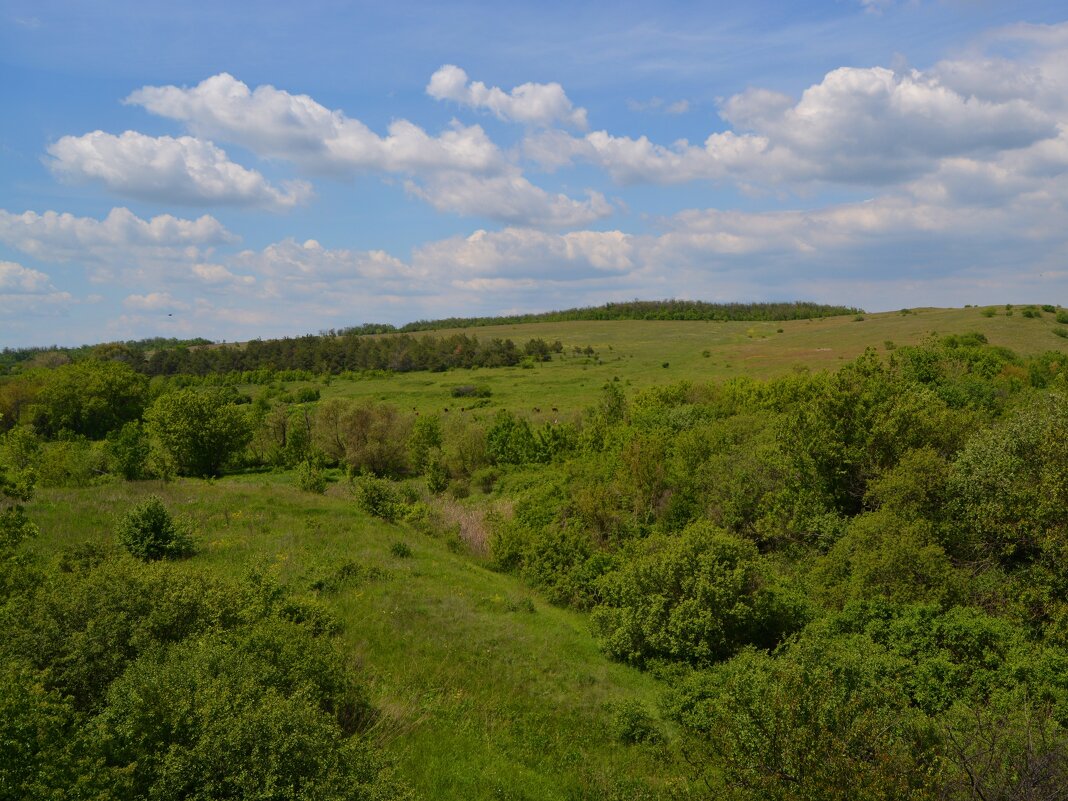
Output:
[
  {"xmin": 7, "ymin": 302, "xmax": 1068, "ymax": 800},
  {"xmin": 315, "ymin": 305, "xmax": 1068, "ymax": 417}
]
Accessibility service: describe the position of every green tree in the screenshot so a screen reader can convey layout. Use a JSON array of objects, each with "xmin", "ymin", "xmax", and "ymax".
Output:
[
  {"xmin": 592, "ymin": 522, "xmax": 808, "ymax": 666},
  {"xmin": 31, "ymin": 359, "xmax": 148, "ymax": 439},
  {"xmin": 144, "ymin": 388, "xmax": 252, "ymax": 477},
  {"xmin": 666, "ymin": 633, "xmax": 939, "ymax": 801}
]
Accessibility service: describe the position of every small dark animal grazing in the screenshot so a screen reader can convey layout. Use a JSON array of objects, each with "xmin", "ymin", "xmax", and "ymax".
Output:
[
  {"xmin": 533, "ymin": 407, "xmax": 541, "ymax": 413},
  {"xmin": 551, "ymin": 407, "xmax": 558, "ymax": 412},
  {"xmin": 443, "ymin": 407, "xmax": 449, "ymax": 413}
]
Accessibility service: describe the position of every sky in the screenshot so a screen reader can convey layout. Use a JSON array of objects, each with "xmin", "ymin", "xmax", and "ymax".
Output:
[{"xmin": 2, "ymin": 0, "xmax": 1068, "ymax": 347}]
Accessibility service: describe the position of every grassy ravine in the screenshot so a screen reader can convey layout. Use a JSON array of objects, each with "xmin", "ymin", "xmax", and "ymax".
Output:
[
  {"xmin": 29, "ymin": 478, "xmax": 685, "ymax": 800},
  {"xmin": 317, "ymin": 306, "xmax": 1068, "ymax": 417},
  {"xmin": 25, "ymin": 305, "xmax": 1068, "ymax": 799}
]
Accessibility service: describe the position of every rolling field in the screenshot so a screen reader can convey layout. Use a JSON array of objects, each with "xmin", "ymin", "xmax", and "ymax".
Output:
[
  {"xmin": 315, "ymin": 306, "xmax": 1068, "ymax": 418},
  {"xmin": 27, "ymin": 478, "xmax": 685, "ymax": 800},
  {"xmin": 21, "ymin": 304, "xmax": 1068, "ymax": 799}
]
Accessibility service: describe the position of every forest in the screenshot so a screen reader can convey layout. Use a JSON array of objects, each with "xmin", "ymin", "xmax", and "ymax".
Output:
[{"xmin": 3, "ymin": 306, "xmax": 1068, "ymax": 799}]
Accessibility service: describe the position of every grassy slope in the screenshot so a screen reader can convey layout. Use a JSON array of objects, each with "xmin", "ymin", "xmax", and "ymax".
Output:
[
  {"xmin": 28, "ymin": 478, "xmax": 682, "ymax": 800},
  {"xmin": 317, "ymin": 306, "xmax": 1068, "ymax": 418},
  {"xmin": 28, "ymin": 306, "xmax": 1068, "ymax": 798}
]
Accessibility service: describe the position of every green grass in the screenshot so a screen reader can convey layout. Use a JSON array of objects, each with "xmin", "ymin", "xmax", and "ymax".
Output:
[
  {"xmin": 305, "ymin": 306, "xmax": 1068, "ymax": 419},
  {"xmin": 28, "ymin": 478, "xmax": 687, "ymax": 800},
  {"xmin": 25, "ymin": 305, "xmax": 1068, "ymax": 798}
]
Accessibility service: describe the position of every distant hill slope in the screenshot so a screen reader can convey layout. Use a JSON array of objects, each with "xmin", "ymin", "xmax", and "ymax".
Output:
[{"xmin": 344, "ymin": 300, "xmax": 862, "ymax": 335}]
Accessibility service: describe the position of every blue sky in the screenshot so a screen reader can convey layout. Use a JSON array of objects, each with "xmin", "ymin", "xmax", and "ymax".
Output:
[{"xmin": 3, "ymin": 0, "xmax": 1068, "ymax": 346}]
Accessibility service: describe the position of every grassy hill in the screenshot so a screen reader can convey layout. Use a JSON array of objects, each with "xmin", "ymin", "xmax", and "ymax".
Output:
[
  {"xmin": 316, "ymin": 305, "xmax": 1068, "ymax": 418},
  {"xmin": 12, "ymin": 303, "xmax": 1068, "ymax": 800}
]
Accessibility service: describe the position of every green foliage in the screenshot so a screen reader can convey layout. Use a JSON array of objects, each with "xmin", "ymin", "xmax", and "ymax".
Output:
[
  {"xmin": 116, "ymin": 495, "xmax": 195, "ymax": 561},
  {"xmin": 450, "ymin": 384, "xmax": 492, "ymax": 398},
  {"xmin": 144, "ymin": 388, "xmax": 252, "ymax": 477},
  {"xmin": 390, "ymin": 541, "xmax": 413, "ymax": 558},
  {"xmin": 31, "ymin": 359, "xmax": 148, "ymax": 439},
  {"xmin": 0, "ymin": 427, "xmax": 39, "ymax": 552},
  {"xmin": 945, "ymin": 394, "xmax": 1068, "ymax": 561},
  {"xmin": 607, "ymin": 699, "xmax": 664, "ymax": 745},
  {"xmin": 407, "ymin": 414, "xmax": 442, "ymax": 473},
  {"xmin": 592, "ymin": 522, "xmax": 809, "ymax": 666},
  {"xmin": 296, "ymin": 459, "xmax": 328, "ymax": 493},
  {"xmin": 352, "ymin": 473, "xmax": 403, "ymax": 521},
  {"xmin": 665, "ymin": 633, "xmax": 939, "ymax": 800},
  {"xmin": 0, "ymin": 549, "xmax": 405, "ymax": 800},
  {"xmin": 813, "ymin": 510, "xmax": 959, "ymax": 608},
  {"xmin": 314, "ymin": 399, "xmax": 412, "ymax": 477},
  {"xmin": 105, "ymin": 420, "xmax": 151, "ymax": 480}
]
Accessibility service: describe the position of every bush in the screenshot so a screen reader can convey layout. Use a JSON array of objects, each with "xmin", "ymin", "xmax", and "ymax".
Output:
[
  {"xmin": 592, "ymin": 522, "xmax": 809, "ymax": 666},
  {"xmin": 450, "ymin": 384, "xmax": 492, "ymax": 398},
  {"xmin": 425, "ymin": 457, "xmax": 449, "ymax": 494},
  {"xmin": 1056, "ymin": 311, "xmax": 1068, "ymax": 324},
  {"xmin": 609, "ymin": 700, "xmax": 664, "ymax": 745},
  {"xmin": 296, "ymin": 459, "xmax": 327, "ymax": 494},
  {"xmin": 116, "ymin": 496, "xmax": 195, "ymax": 561},
  {"xmin": 352, "ymin": 474, "xmax": 402, "ymax": 521},
  {"xmin": 390, "ymin": 542, "xmax": 412, "ymax": 558}
]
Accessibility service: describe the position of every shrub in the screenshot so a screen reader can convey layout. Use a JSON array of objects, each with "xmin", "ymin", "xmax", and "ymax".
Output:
[
  {"xmin": 1054, "ymin": 327, "xmax": 1068, "ymax": 339},
  {"xmin": 390, "ymin": 542, "xmax": 412, "ymax": 558},
  {"xmin": 295, "ymin": 459, "xmax": 327, "ymax": 494},
  {"xmin": 116, "ymin": 496, "xmax": 195, "ymax": 561},
  {"xmin": 1042, "ymin": 304, "xmax": 1056, "ymax": 313},
  {"xmin": 450, "ymin": 384, "xmax": 492, "ymax": 398},
  {"xmin": 425, "ymin": 457, "xmax": 449, "ymax": 494},
  {"xmin": 609, "ymin": 700, "xmax": 664, "ymax": 745},
  {"xmin": 1056, "ymin": 311, "xmax": 1068, "ymax": 324},
  {"xmin": 295, "ymin": 386, "xmax": 321, "ymax": 403},
  {"xmin": 981, "ymin": 308, "xmax": 997, "ymax": 317},
  {"xmin": 592, "ymin": 522, "xmax": 808, "ymax": 666},
  {"xmin": 352, "ymin": 474, "xmax": 402, "ymax": 521}
]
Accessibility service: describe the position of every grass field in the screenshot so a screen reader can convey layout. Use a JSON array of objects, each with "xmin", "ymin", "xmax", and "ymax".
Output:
[
  {"xmin": 28, "ymin": 478, "xmax": 687, "ymax": 800},
  {"xmin": 25, "ymin": 305, "xmax": 1068, "ymax": 799},
  {"xmin": 313, "ymin": 306, "xmax": 1068, "ymax": 419}
]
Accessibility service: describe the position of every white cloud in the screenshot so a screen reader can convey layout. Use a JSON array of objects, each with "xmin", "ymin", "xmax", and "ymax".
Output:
[
  {"xmin": 413, "ymin": 227, "xmax": 634, "ymax": 282},
  {"xmin": 0, "ymin": 261, "xmax": 73, "ymax": 315},
  {"xmin": 426, "ymin": 65, "xmax": 588, "ymax": 129},
  {"xmin": 0, "ymin": 260, "xmax": 52, "ymax": 293},
  {"xmin": 526, "ymin": 62, "xmax": 1056, "ymax": 188},
  {"xmin": 405, "ymin": 169, "xmax": 612, "ymax": 228},
  {"xmin": 191, "ymin": 262, "xmax": 256, "ymax": 286},
  {"xmin": 124, "ymin": 72, "xmax": 608, "ymax": 226},
  {"xmin": 47, "ymin": 131, "xmax": 311, "ymax": 210},
  {"xmin": 0, "ymin": 207, "xmax": 234, "ymax": 266},
  {"xmin": 126, "ymin": 73, "xmax": 506, "ymax": 175},
  {"xmin": 123, "ymin": 292, "xmax": 188, "ymax": 311},
  {"xmin": 229, "ymin": 238, "xmax": 416, "ymax": 300}
]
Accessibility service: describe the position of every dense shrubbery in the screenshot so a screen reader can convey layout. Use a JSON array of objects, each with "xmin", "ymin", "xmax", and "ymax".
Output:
[{"xmin": 0, "ymin": 537, "xmax": 406, "ymax": 799}]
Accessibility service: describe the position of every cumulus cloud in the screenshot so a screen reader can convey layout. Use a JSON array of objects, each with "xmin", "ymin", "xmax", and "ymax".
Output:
[
  {"xmin": 0, "ymin": 207, "xmax": 234, "ymax": 266},
  {"xmin": 126, "ymin": 73, "xmax": 505, "ymax": 175},
  {"xmin": 405, "ymin": 169, "xmax": 612, "ymax": 228},
  {"xmin": 0, "ymin": 260, "xmax": 73, "ymax": 315},
  {"xmin": 526, "ymin": 62, "xmax": 1056, "ymax": 188},
  {"xmin": 123, "ymin": 291, "xmax": 189, "ymax": 311},
  {"xmin": 0, "ymin": 260, "xmax": 52, "ymax": 293},
  {"xmin": 413, "ymin": 227, "xmax": 634, "ymax": 282},
  {"xmin": 228, "ymin": 238, "xmax": 416, "ymax": 301},
  {"xmin": 191, "ymin": 262, "xmax": 256, "ymax": 286},
  {"xmin": 426, "ymin": 65, "xmax": 588, "ymax": 129},
  {"xmin": 47, "ymin": 131, "xmax": 311, "ymax": 210},
  {"xmin": 124, "ymin": 72, "xmax": 607, "ymax": 226}
]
